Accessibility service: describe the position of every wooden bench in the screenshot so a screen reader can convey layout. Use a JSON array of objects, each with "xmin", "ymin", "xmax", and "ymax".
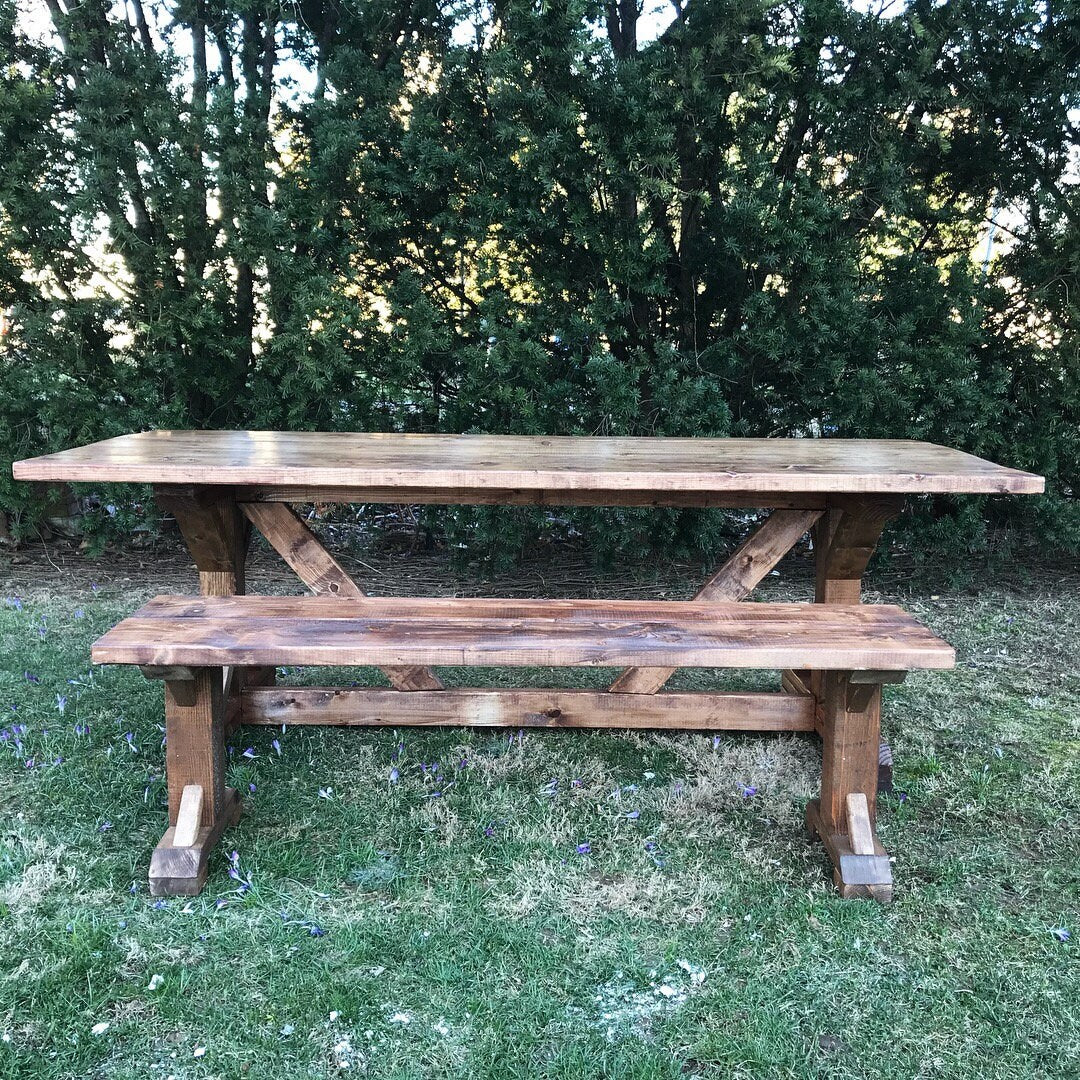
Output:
[{"xmin": 93, "ymin": 595, "xmax": 954, "ymax": 900}]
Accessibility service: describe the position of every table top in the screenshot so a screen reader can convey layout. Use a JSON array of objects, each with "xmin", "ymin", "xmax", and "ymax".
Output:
[{"xmin": 12, "ymin": 430, "xmax": 1044, "ymax": 495}]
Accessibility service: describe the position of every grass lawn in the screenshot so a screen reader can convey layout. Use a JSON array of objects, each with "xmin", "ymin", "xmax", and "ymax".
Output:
[{"xmin": 0, "ymin": 545, "xmax": 1077, "ymax": 1079}]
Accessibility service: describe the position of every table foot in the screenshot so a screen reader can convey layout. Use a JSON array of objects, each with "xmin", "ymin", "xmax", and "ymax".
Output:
[
  {"xmin": 805, "ymin": 797, "xmax": 893, "ymax": 902},
  {"xmin": 149, "ymin": 787, "xmax": 241, "ymax": 896}
]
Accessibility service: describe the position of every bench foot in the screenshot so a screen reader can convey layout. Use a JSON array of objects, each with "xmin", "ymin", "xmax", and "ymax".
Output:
[
  {"xmin": 149, "ymin": 786, "xmax": 241, "ymax": 896},
  {"xmin": 805, "ymin": 797, "xmax": 893, "ymax": 902}
]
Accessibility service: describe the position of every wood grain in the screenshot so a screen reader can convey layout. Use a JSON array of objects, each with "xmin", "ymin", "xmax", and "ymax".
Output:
[
  {"xmin": 13, "ymin": 432, "xmax": 1045, "ymax": 495},
  {"xmin": 92, "ymin": 595, "xmax": 956, "ymax": 670},
  {"xmin": 609, "ymin": 508, "xmax": 822, "ymax": 693},
  {"xmin": 236, "ymin": 485, "xmax": 830, "ymax": 509},
  {"xmin": 845, "ymin": 792, "xmax": 876, "ymax": 856},
  {"xmin": 805, "ymin": 798, "xmax": 893, "ymax": 902},
  {"xmin": 172, "ymin": 784, "xmax": 204, "ymax": 848},
  {"xmin": 240, "ymin": 686, "xmax": 816, "ymax": 731},
  {"xmin": 815, "ymin": 495, "xmax": 905, "ymax": 605}
]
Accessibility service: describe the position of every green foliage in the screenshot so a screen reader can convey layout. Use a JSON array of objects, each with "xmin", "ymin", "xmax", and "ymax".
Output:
[{"xmin": 0, "ymin": 0, "xmax": 1076, "ymax": 557}]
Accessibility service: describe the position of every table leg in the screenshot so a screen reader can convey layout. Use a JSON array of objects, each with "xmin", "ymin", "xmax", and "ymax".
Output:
[
  {"xmin": 155, "ymin": 484, "xmax": 274, "ymax": 717},
  {"xmin": 154, "ymin": 485, "xmax": 249, "ymax": 597},
  {"xmin": 806, "ymin": 672, "xmax": 892, "ymax": 901},
  {"xmin": 813, "ymin": 496, "xmax": 904, "ymax": 605},
  {"xmin": 802, "ymin": 495, "xmax": 905, "ymax": 789},
  {"xmin": 149, "ymin": 667, "xmax": 240, "ymax": 896}
]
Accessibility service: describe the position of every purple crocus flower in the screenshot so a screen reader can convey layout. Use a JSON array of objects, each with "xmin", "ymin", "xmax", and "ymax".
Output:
[
  {"xmin": 271, "ymin": 739, "xmax": 281, "ymax": 756},
  {"xmin": 576, "ymin": 842, "xmax": 592, "ymax": 855},
  {"xmin": 56, "ymin": 694, "xmax": 67, "ymax": 714},
  {"xmin": 241, "ymin": 747, "xmax": 256, "ymax": 759},
  {"xmin": 388, "ymin": 767, "xmax": 399, "ymax": 783},
  {"xmin": 741, "ymin": 786, "xmax": 757, "ymax": 798},
  {"xmin": 1051, "ymin": 927, "xmax": 1071, "ymax": 943},
  {"xmin": 626, "ymin": 810, "xmax": 640, "ymax": 820},
  {"xmin": 24, "ymin": 673, "xmax": 39, "ymax": 684}
]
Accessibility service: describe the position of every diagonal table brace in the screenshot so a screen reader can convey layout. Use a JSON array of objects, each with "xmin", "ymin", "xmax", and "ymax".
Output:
[
  {"xmin": 608, "ymin": 508, "xmax": 824, "ymax": 694},
  {"xmin": 239, "ymin": 501, "xmax": 444, "ymax": 692}
]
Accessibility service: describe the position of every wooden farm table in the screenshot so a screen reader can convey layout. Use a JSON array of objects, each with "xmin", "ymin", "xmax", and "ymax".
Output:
[{"xmin": 13, "ymin": 432, "xmax": 1044, "ymax": 898}]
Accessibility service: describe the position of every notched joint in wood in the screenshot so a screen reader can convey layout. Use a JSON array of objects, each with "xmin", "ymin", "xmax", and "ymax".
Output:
[
  {"xmin": 849, "ymin": 670, "xmax": 907, "ymax": 684},
  {"xmin": 845, "ymin": 681, "xmax": 880, "ymax": 713},
  {"xmin": 140, "ymin": 665, "xmax": 196, "ymax": 682}
]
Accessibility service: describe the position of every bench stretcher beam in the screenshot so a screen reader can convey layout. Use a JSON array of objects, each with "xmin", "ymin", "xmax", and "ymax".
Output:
[{"xmin": 239, "ymin": 686, "xmax": 817, "ymax": 731}]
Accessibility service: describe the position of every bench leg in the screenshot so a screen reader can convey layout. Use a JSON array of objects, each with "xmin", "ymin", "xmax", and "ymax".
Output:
[
  {"xmin": 806, "ymin": 672, "xmax": 893, "ymax": 902},
  {"xmin": 149, "ymin": 668, "xmax": 240, "ymax": 896}
]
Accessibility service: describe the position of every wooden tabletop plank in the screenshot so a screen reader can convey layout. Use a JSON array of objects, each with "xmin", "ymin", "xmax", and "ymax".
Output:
[
  {"xmin": 13, "ymin": 431, "xmax": 1043, "ymax": 494},
  {"xmin": 91, "ymin": 595, "xmax": 956, "ymax": 670}
]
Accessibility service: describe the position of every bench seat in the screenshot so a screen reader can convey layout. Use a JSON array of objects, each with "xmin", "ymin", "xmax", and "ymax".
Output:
[
  {"xmin": 91, "ymin": 594, "xmax": 955, "ymax": 671},
  {"xmin": 92, "ymin": 594, "xmax": 953, "ymax": 901}
]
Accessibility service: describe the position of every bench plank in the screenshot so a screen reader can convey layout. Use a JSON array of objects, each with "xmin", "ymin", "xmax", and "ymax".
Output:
[{"xmin": 92, "ymin": 596, "xmax": 955, "ymax": 671}]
